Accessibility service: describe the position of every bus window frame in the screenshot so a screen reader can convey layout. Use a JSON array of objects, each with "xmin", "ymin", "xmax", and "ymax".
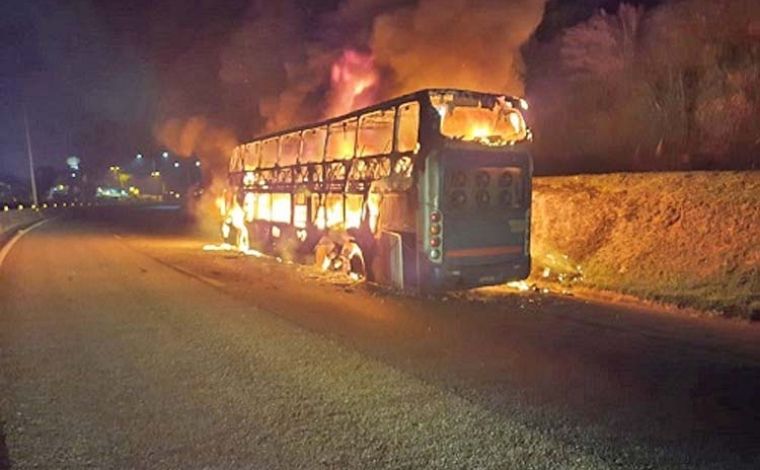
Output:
[
  {"xmin": 243, "ymin": 142, "xmax": 260, "ymax": 171},
  {"xmin": 395, "ymin": 101, "xmax": 421, "ymax": 154},
  {"xmin": 260, "ymin": 137, "xmax": 280, "ymax": 168},
  {"xmin": 326, "ymin": 117, "xmax": 359, "ymax": 161},
  {"xmin": 358, "ymin": 108, "xmax": 396, "ymax": 158},
  {"xmin": 279, "ymin": 131, "xmax": 301, "ymax": 167},
  {"xmin": 302, "ymin": 126, "xmax": 327, "ymax": 164}
]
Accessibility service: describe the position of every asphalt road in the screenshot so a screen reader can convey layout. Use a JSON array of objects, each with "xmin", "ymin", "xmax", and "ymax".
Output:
[{"xmin": 1, "ymin": 209, "xmax": 759, "ymax": 469}]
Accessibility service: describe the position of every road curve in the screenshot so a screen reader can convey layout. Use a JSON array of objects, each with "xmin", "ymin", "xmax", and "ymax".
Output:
[{"xmin": 1, "ymin": 213, "xmax": 759, "ymax": 469}]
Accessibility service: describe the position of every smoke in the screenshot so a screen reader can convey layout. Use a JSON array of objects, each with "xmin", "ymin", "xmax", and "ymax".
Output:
[
  {"xmin": 219, "ymin": 0, "xmax": 547, "ymax": 132},
  {"xmin": 371, "ymin": 0, "xmax": 548, "ymax": 96},
  {"xmin": 325, "ymin": 48, "xmax": 380, "ymax": 119},
  {"xmin": 153, "ymin": 116, "xmax": 238, "ymax": 181},
  {"xmin": 153, "ymin": 0, "xmax": 548, "ymax": 193}
]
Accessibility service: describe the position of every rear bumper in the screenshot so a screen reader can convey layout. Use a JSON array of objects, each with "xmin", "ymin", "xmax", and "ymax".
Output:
[{"xmin": 425, "ymin": 255, "xmax": 531, "ymax": 291}]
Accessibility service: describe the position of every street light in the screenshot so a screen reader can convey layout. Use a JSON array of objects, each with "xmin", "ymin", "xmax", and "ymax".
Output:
[
  {"xmin": 136, "ymin": 153, "xmax": 143, "ymax": 160},
  {"xmin": 195, "ymin": 160, "xmax": 201, "ymax": 167},
  {"xmin": 173, "ymin": 161, "xmax": 180, "ymax": 168},
  {"xmin": 162, "ymin": 151, "xmax": 169, "ymax": 158}
]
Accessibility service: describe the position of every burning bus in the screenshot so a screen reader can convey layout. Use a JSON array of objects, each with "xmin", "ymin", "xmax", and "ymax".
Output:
[{"xmin": 222, "ymin": 89, "xmax": 532, "ymax": 291}]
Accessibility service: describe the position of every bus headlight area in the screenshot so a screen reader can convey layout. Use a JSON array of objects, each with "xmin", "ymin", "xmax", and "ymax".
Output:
[{"xmin": 208, "ymin": 89, "xmax": 533, "ymax": 292}]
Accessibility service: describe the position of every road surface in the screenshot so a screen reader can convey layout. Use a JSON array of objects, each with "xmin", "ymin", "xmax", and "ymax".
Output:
[{"xmin": 1, "ymin": 208, "xmax": 759, "ymax": 468}]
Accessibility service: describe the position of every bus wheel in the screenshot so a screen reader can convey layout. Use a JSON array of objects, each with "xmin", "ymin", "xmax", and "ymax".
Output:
[{"xmin": 341, "ymin": 240, "xmax": 366, "ymax": 281}]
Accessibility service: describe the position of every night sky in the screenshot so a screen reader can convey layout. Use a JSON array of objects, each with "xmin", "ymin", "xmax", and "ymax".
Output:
[
  {"xmin": 1, "ymin": 0, "xmax": 654, "ymax": 182},
  {"xmin": 0, "ymin": 0, "xmax": 258, "ymax": 180}
]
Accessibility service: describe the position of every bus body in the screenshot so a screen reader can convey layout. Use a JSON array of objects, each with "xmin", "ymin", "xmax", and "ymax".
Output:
[{"xmin": 226, "ymin": 89, "xmax": 532, "ymax": 291}]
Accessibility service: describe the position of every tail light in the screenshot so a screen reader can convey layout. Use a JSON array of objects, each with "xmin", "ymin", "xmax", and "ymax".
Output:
[{"xmin": 429, "ymin": 211, "xmax": 443, "ymax": 260}]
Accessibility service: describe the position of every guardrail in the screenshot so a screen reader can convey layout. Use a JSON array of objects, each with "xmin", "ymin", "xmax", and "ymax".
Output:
[{"xmin": 0, "ymin": 202, "xmax": 94, "ymax": 243}]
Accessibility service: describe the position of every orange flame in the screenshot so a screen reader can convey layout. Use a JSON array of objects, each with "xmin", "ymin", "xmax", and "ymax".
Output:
[{"xmin": 437, "ymin": 104, "xmax": 527, "ymax": 145}]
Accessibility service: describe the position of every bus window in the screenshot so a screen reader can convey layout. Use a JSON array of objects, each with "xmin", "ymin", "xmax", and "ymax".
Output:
[
  {"xmin": 325, "ymin": 194, "xmax": 344, "ymax": 227},
  {"xmin": 256, "ymin": 193, "xmax": 272, "ymax": 221},
  {"xmin": 358, "ymin": 109, "xmax": 395, "ymax": 157},
  {"xmin": 271, "ymin": 193, "xmax": 291, "ymax": 223},
  {"xmin": 293, "ymin": 192, "xmax": 308, "ymax": 229},
  {"xmin": 312, "ymin": 194, "xmax": 325, "ymax": 229},
  {"xmin": 242, "ymin": 142, "xmax": 260, "ymax": 170},
  {"xmin": 431, "ymin": 93, "xmax": 527, "ymax": 145},
  {"xmin": 279, "ymin": 132, "xmax": 301, "ymax": 167},
  {"xmin": 397, "ymin": 102, "xmax": 420, "ymax": 153},
  {"xmin": 345, "ymin": 194, "xmax": 364, "ymax": 228},
  {"xmin": 243, "ymin": 192, "xmax": 256, "ymax": 222},
  {"xmin": 302, "ymin": 127, "xmax": 327, "ymax": 163},
  {"xmin": 261, "ymin": 138, "xmax": 279, "ymax": 168},
  {"xmin": 326, "ymin": 118, "xmax": 358, "ymax": 161}
]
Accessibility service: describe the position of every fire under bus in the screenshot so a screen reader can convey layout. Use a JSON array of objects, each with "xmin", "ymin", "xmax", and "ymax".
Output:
[{"xmin": 225, "ymin": 89, "xmax": 532, "ymax": 292}]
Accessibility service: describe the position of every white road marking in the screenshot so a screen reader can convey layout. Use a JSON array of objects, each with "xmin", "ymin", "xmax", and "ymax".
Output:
[{"xmin": 0, "ymin": 218, "xmax": 52, "ymax": 269}]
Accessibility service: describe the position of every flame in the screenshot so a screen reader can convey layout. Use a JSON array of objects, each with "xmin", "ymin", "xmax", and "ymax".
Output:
[
  {"xmin": 506, "ymin": 280, "xmax": 531, "ymax": 292},
  {"xmin": 271, "ymin": 194, "xmax": 292, "ymax": 223},
  {"xmin": 216, "ymin": 195, "xmax": 227, "ymax": 217},
  {"xmin": 440, "ymin": 105, "xmax": 527, "ymax": 145},
  {"xmin": 327, "ymin": 49, "xmax": 379, "ymax": 118},
  {"xmin": 312, "ymin": 195, "xmax": 364, "ymax": 231}
]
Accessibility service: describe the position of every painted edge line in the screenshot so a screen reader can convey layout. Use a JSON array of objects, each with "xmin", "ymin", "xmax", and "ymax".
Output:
[{"xmin": 0, "ymin": 218, "xmax": 53, "ymax": 269}]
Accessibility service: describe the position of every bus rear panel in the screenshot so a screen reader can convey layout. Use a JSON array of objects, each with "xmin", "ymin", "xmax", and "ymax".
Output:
[{"xmin": 419, "ymin": 147, "xmax": 531, "ymax": 291}]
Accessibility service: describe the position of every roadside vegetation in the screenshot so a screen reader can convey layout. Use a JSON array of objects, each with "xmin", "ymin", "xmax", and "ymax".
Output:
[
  {"xmin": 529, "ymin": 172, "xmax": 760, "ymax": 319},
  {"xmin": 527, "ymin": 0, "xmax": 760, "ymax": 175}
]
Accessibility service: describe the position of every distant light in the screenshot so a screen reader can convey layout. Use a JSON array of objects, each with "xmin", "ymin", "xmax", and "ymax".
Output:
[
  {"xmin": 136, "ymin": 153, "xmax": 143, "ymax": 159},
  {"xmin": 66, "ymin": 156, "xmax": 80, "ymax": 170},
  {"xmin": 173, "ymin": 161, "xmax": 180, "ymax": 168},
  {"xmin": 71, "ymin": 173, "xmax": 77, "ymax": 178},
  {"xmin": 195, "ymin": 161, "xmax": 201, "ymax": 167},
  {"xmin": 151, "ymin": 171, "xmax": 161, "ymax": 177},
  {"xmin": 162, "ymin": 151, "xmax": 169, "ymax": 158}
]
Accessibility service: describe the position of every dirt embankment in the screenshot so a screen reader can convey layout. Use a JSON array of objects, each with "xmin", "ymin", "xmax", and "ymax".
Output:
[{"xmin": 530, "ymin": 172, "xmax": 760, "ymax": 319}]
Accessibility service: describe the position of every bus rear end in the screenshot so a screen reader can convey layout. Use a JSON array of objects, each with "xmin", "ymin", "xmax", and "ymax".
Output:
[
  {"xmin": 419, "ymin": 91, "xmax": 532, "ymax": 291},
  {"xmin": 421, "ymin": 148, "xmax": 531, "ymax": 290}
]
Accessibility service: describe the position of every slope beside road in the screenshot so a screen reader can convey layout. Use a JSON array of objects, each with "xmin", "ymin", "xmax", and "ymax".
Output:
[{"xmin": 529, "ymin": 172, "xmax": 760, "ymax": 318}]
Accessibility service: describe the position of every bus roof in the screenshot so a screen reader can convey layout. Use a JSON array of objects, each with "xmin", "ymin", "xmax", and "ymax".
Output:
[{"xmin": 243, "ymin": 88, "xmax": 527, "ymax": 145}]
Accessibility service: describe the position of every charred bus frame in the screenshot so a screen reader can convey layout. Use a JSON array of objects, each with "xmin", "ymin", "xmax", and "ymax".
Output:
[{"xmin": 227, "ymin": 88, "xmax": 533, "ymax": 291}]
